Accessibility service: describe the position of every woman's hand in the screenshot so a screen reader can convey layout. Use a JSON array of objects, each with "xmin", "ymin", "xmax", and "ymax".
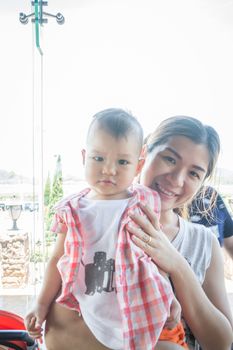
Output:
[{"xmin": 127, "ymin": 203, "xmax": 182, "ymax": 275}]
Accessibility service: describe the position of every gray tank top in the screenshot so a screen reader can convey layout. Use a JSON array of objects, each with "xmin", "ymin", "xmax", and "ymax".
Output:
[
  {"xmin": 171, "ymin": 216, "xmax": 214, "ymax": 349},
  {"xmin": 172, "ymin": 216, "xmax": 213, "ymax": 284}
]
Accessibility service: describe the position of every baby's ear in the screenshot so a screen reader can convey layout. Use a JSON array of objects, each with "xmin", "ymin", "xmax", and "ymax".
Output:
[
  {"xmin": 136, "ymin": 157, "xmax": 145, "ymax": 176},
  {"xmin": 81, "ymin": 149, "xmax": 86, "ymax": 165},
  {"xmin": 136, "ymin": 145, "xmax": 147, "ymax": 175}
]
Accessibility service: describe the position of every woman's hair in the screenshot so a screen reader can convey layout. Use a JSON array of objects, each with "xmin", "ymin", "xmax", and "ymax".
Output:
[
  {"xmin": 188, "ymin": 185, "xmax": 218, "ymax": 223},
  {"xmin": 87, "ymin": 108, "xmax": 144, "ymax": 149},
  {"xmin": 145, "ymin": 116, "xmax": 220, "ymax": 218},
  {"xmin": 145, "ymin": 115, "xmax": 220, "ymax": 180}
]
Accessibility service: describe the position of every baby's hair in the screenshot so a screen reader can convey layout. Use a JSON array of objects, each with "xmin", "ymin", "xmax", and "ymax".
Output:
[{"xmin": 87, "ymin": 108, "xmax": 144, "ymax": 149}]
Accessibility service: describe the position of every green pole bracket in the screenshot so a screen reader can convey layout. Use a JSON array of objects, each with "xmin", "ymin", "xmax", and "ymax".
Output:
[
  {"xmin": 19, "ymin": 1, "xmax": 64, "ymax": 54},
  {"xmin": 34, "ymin": 0, "xmax": 43, "ymax": 55}
]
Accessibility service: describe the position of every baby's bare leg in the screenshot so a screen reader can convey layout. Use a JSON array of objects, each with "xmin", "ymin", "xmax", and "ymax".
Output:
[
  {"xmin": 155, "ymin": 341, "xmax": 185, "ymax": 350},
  {"xmin": 45, "ymin": 302, "xmax": 111, "ymax": 350}
]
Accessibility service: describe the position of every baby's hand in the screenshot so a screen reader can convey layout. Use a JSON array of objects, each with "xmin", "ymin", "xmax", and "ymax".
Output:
[
  {"xmin": 165, "ymin": 296, "xmax": 182, "ymax": 329},
  {"xmin": 24, "ymin": 304, "xmax": 48, "ymax": 342}
]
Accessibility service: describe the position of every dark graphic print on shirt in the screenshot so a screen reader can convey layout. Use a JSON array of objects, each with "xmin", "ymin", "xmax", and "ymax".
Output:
[{"xmin": 82, "ymin": 251, "xmax": 115, "ymax": 295}]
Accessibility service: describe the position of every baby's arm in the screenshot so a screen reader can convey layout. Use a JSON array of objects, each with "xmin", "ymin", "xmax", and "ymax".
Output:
[
  {"xmin": 24, "ymin": 232, "xmax": 66, "ymax": 339},
  {"xmin": 158, "ymin": 270, "xmax": 182, "ymax": 329},
  {"xmin": 164, "ymin": 296, "xmax": 182, "ymax": 329}
]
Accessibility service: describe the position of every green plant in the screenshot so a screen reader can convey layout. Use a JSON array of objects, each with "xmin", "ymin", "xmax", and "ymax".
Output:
[
  {"xmin": 45, "ymin": 155, "xmax": 64, "ymax": 230},
  {"xmin": 44, "ymin": 173, "xmax": 51, "ymax": 206}
]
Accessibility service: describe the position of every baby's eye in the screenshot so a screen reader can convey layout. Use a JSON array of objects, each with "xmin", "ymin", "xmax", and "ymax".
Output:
[
  {"xmin": 93, "ymin": 156, "xmax": 104, "ymax": 162},
  {"xmin": 118, "ymin": 159, "xmax": 129, "ymax": 165}
]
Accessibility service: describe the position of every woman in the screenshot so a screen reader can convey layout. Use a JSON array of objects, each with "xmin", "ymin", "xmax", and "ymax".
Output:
[
  {"xmin": 44, "ymin": 116, "xmax": 232, "ymax": 350},
  {"xmin": 127, "ymin": 116, "xmax": 233, "ymax": 349}
]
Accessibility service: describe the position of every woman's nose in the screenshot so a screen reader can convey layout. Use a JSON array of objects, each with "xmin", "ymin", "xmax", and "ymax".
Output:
[{"xmin": 167, "ymin": 170, "xmax": 185, "ymax": 187}]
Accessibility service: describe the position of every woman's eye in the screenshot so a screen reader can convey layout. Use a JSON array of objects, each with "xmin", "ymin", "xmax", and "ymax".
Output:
[
  {"xmin": 163, "ymin": 156, "xmax": 176, "ymax": 164},
  {"xmin": 190, "ymin": 170, "xmax": 200, "ymax": 179},
  {"xmin": 118, "ymin": 159, "xmax": 129, "ymax": 165},
  {"xmin": 93, "ymin": 156, "xmax": 104, "ymax": 161}
]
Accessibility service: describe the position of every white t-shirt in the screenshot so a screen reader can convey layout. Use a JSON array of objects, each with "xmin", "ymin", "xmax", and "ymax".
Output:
[{"xmin": 74, "ymin": 197, "xmax": 129, "ymax": 350}]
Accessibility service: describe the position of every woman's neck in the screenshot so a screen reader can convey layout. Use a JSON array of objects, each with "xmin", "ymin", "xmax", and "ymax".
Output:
[{"xmin": 160, "ymin": 210, "xmax": 180, "ymax": 241}]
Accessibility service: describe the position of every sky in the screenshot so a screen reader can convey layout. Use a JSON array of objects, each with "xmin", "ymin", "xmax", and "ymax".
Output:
[{"xmin": 1, "ymin": 0, "xmax": 233, "ymax": 181}]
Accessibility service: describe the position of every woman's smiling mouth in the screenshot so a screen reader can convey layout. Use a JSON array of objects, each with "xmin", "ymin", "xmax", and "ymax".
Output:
[{"xmin": 156, "ymin": 183, "xmax": 177, "ymax": 197}]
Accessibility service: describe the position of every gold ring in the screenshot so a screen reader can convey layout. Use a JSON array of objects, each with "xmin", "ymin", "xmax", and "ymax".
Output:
[
  {"xmin": 144, "ymin": 234, "xmax": 152, "ymax": 245},
  {"xmin": 148, "ymin": 236, "xmax": 152, "ymax": 245}
]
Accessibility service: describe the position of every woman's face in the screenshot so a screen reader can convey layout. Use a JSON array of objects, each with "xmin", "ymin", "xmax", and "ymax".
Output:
[{"xmin": 140, "ymin": 136, "xmax": 210, "ymax": 212}]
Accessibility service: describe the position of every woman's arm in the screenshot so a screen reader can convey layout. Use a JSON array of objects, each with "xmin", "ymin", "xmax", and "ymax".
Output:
[
  {"xmin": 201, "ymin": 234, "xmax": 233, "ymax": 329},
  {"xmin": 127, "ymin": 204, "xmax": 233, "ymax": 350},
  {"xmin": 224, "ymin": 235, "xmax": 233, "ymax": 260},
  {"xmin": 170, "ymin": 236, "xmax": 232, "ymax": 350}
]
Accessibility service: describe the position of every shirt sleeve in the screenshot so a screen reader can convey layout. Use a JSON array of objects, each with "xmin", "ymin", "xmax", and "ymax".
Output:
[
  {"xmin": 215, "ymin": 193, "xmax": 233, "ymax": 239},
  {"xmin": 50, "ymin": 212, "xmax": 68, "ymax": 234},
  {"xmin": 222, "ymin": 205, "xmax": 233, "ymax": 239}
]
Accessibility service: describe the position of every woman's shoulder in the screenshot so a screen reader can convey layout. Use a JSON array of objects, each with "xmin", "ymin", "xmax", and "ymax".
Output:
[
  {"xmin": 178, "ymin": 216, "xmax": 215, "ymax": 250},
  {"xmin": 180, "ymin": 216, "xmax": 215, "ymax": 239}
]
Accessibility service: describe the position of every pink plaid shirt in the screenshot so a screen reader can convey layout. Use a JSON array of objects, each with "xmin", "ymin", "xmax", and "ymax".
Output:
[{"xmin": 51, "ymin": 184, "xmax": 173, "ymax": 350}]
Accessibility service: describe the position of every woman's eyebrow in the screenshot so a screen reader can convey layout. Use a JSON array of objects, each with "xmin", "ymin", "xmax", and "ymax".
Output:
[
  {"xmin": 165, "ymin": 147, "xmax": 181, "ymax": 159},
  {"xmin": 192, "ymin": 164, "xmax": 206, "ymax": 173}
]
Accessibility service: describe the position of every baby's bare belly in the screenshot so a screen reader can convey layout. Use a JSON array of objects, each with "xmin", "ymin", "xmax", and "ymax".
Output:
[
  {"xmin": 45, "ymin": 302, "xmax": 111, "ymax": 350},
  {"xmin": 44, "ymin": 302, "xmax": 185, "ymax": 350}
]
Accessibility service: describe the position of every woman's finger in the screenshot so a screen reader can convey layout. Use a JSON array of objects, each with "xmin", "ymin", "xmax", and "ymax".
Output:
[
  {"xmin": 139, "ymin": 202, "xmax": 161, "ymax": 231},
  {"xmin": 127, "ymin": 224, "xmax": 152, "ymax": 244},
  {"xmin": 130, "ymin": 233, "xmax": 154, "ymax": 257},
  {"xmin": 129, "ymin": 213, "xmax": 157, "ymax": 238}
]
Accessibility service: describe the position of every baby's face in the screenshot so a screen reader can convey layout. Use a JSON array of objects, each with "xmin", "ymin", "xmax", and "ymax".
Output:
[{"xmin": 82, "ymin": 128, "xmax": 142, "ymax": 200}]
